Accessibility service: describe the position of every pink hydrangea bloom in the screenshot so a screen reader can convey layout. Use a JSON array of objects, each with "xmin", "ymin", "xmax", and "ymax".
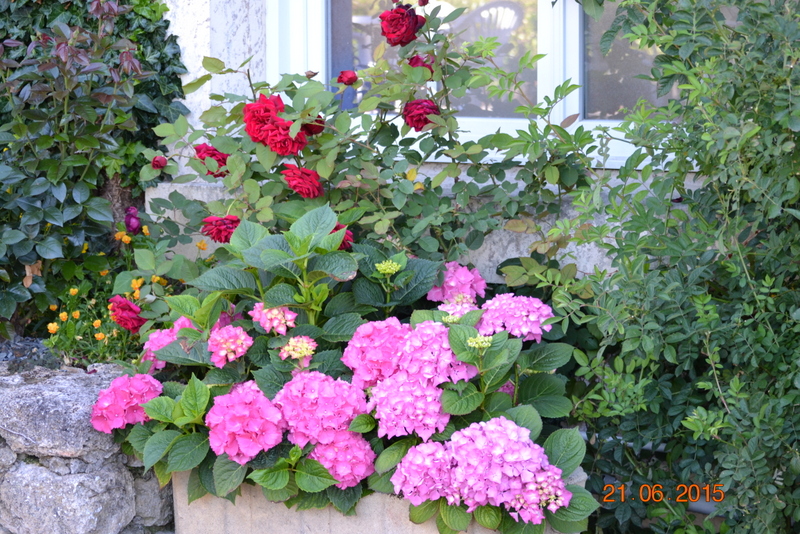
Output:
[
  {"xmin": 438, "ymin": 301, "xmax": 479, "ymax": 319},
  {"xmin": 141, "ymin": 328, "xmax": 176, "ymax": 372},
  {"xmin": 279, "ymin": 336, "xmax": 317, "ymax": 369},
  {"xmin": 498, "ymin": 380, "xmax": 516, "ymax": 397},
  {"xmin": 91, "ymin": 374, "xmax": 163, "ymax": 433},
  {"xmin": 212, "ymin": 305, "xmax": 244, "ymax": 331},
  {"xmin": 427, "ymin": 262, "xmax": 487, "ymax": 304},
  {"xmin": 342, "ymin": 318, "xmax": 412, "ymax": 389},
  {"xmin": 208, "ymin": 325, "xmax": 254, "ymax": 368},
  {"xmin": 398, "ymin": 321, "xmax": 478, "ymax": 386},
  {"xmin": 391, "ymin": 441, "xmax": 454, "ymax": 505},
  {"xmin": 477, "ymin": 293, "xmax": 555, "ymax": 343},
  {"xmin": 274, "ymin": 371, "xmax": 367, "ymax": 447},
  {"xmin": 205, "ymin": 381, "xmax": 285, "ymax": 465},
  {"xmin": 368, "ymin": 371, "xmax": 450, "ymax": 441},
  {"xmin": 447, "ymin": 417, "xmax": 571, "ymax": 523},
  {"xmin": 309, "ymin": 430, "xmax": 376, "ymax": 489},
  {"xmin": 249, "ymin": 304, "xmax": 297, "ymax": 335},
  {"xmin": 173, "ymin": 316, "xmax": 195, "ymax": 331}
]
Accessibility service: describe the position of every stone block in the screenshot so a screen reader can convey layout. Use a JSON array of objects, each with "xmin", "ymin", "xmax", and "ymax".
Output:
[{"xmin": 134, "ymin": 472, "xmax": 174, "ymax": 527}]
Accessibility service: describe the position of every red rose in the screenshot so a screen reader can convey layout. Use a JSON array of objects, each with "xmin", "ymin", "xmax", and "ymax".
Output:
[
  {"xmin": 151, "ymin": 155, "xmax": 168, "ymax": 169},
  {"xmin": 408, "ymin": 54, "xmax": 434, "ymax": 74},
  {"xmin": 265, "ymin": 118, "xmax": 308, "ymax": 156},
  {"xmin": 379, "ymin": 5, "xmax": 426, "ymax": 47},
  {"xmin": 281, "ymin": 164, "xmax": 324, "ymax": 199},
  {"xmin": 337, "ymin": 70, "xmax": 358, "ymax": 85},
  {"xmin": 332, "ymin": 223, "xmax": 353, "ymax": 250},
  {"xmin": 244, "ymin": 94, "xmax": 285, "ymax": 144},
  {"xmin": 402, "ymin": 99, "xmax": 440, "ymax": 132},
  {"xmin": 194, "ymin": 143, "xmax": 229, "ymax": 177},
  {"xmin": 109, "ymin": 295, "xmax": 146, "ymax": 334},
  {"xmin": 201, "ymin": 215, "xmax": 241, "ymax": 243},
  {"xmin": 301, "ymin": 115, "xmax": 325, "ymax": 136}
]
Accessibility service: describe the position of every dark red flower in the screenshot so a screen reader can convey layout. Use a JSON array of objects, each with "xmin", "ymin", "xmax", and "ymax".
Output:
[
  {"xmin": 380, "ymin": 5, "xmax": 426, "ymax": 47},
  {"xmin": 332, "ymin": 223, "xmax": 353, "ymax": 250},
  {"xmin": 418, "ymin": 0, "xmax": 429, "ymax": 5},
  {"xmin": 151, "ymin": 155, "xmax": 168, "ymax": 169},
  {"xmin": 201, "ymin": 215, "xmax": 241, "ymax": 243},
  {"xmin": 244, "ymin": 94, "xmax": 285, "ymax": 144},
  {"xmin": 408, "ymin": 54, "xmax": 434, "ymax": 74},
  {"xmin": 402, "ymin": 99, "xmax": 440, "ymax": 132},
  {"xmin": 281, "ymin": 164, "xmax": 324, "ymax": 199},
  {"xmin": 337, "ymin": 70, "xmax": 358, "ymax": 85},
  {"xmin": 301, "ymin": 115, "xmax": 325, "ymax": 136},
  {"xmin": 265, "ymin": 118, "xmax": 308, "ymax": 156},
  {"xmin": 109, "ymin": 295, "xmax": 146, "ymax": 334},
  {"xmin": 124, "ymin": 207, "xmax": 142, "ymax": 235},
  {"xmin": 194, "ymin": 143, "xmax": 229, "ymax": 177}
]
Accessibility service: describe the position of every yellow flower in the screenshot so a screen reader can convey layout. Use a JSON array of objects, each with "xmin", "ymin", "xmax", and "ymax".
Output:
[
  {"xmin": 98, "ymin": 252, "xmax": 105, "ymax": 256},
  {"xmin": 151, "ymin": 275, "xmax": 160, "ymax": 283},
  {"xmin": 95, "ymin": 333, "xmax": 106, "ymax": 341},
  {"xmin": 99, "ymin": 270, "xmax": 109, "ymax": 276},
  {"xmin": 69, "ymin": 288, "xmax": 78, "ymax": 296},
  {"xmin": 72, "ymin": 311, "xmax": 80, "ymax": 319},
  {"xmin": 121, "ymin": 235, "xmax": 132, "ymax": 244},
  {"xmin": 59, "ymin": 312, "xmax": 68, "ymax": 321},
  {"xmin": 49, "ymin": 304, "xmax": 58, "ymax": 311},
  {"xmin": 414, "ymin": 182, "xmax": 425, "ymax": 191},
  {"xmin": 93, "ymin": 320, "xmax": 101, "ymax": 328},
  {"xmin": 131, "ymin": 278, "xmax": 145, "ymax": 290},
  {"xmin": 133, "ymin": 289, "xmax": 140, "ymax": 300},
  {"xmin": 47, "ymin": 323, "xmax": 59, "ymax": 334},
  {"xmin": 114, "ymin": 231, "xmax": 127, "ymax": 241},
  {"xmin": 142, "ymin": 225, "xmax": 150, "ymax": 236},
  {"xmin": 196, "ymin": 240, "xmax": 208, "ymax": 251},
  {"xmin": 81, "ymin": 242, "xmax": 88, "ymax": 253}
]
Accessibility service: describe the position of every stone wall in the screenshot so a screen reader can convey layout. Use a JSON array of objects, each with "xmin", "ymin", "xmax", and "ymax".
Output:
[{"xmin": 0, "ymin": 363, "xmax": 173, "ymax": 534}]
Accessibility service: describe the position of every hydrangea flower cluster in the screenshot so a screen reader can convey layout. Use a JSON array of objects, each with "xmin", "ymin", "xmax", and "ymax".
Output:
[
  {"xmin": 478, "ymin": 294, "xmax": 555, "ymax": 343},
  {"xmin": 208, "ymin": 325, "xmax": 253, "ymax": 368},
  {"xmin": 398, "ymin": 321, "xmax": 478, "ymax": 386},
  {"xmin": 342, "ymin": 317, "xmax": 411, "ymax": 389},
  {"xmin": 91, "ymin": 374, "xmax": 163, "ymax": 434},
  {"xmin": 279, "ymin": 336, "xmax": 317, "ymax": 369},
  {"xmin": 273, "ymin": 371, "xmax": 367, "ymax": 447},
  {"xmin": 393, "ymin": 417, "xmax": 571, "ymax": 524},
  {"xmin": 205, "ymin": 381, "xmax": 285, "ymax": 465},
  {"xmin": 141, "ymin": 316, "xmax": 197, "ymax": 372},
  {"xmin": 308, "ymin": 429, "xmax": 376, "ymax": 489},
  {"xmin": 427, "ymin": 262, "xmax": 486, "ymax": 318},
  {"xmin": 369, "ymin": 371, "xmax": 451, "ymax": 441},
  {"xmin": 249, "ymin": 304, "xmax": 297, "ymax": 335}
]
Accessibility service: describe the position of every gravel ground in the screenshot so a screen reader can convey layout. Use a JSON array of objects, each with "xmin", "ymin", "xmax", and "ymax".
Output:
[{"xmin": 0, "ymin": 336, "xmax": 62, "ymax": 373}]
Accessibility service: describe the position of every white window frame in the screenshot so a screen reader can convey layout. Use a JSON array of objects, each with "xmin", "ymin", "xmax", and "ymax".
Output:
[{"xmin": 266, "ymin": 0, "xmax": 635, "ymax": 168}]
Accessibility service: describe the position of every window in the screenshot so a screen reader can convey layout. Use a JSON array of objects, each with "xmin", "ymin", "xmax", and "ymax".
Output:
[{"xmin": 266, "ymin": 0, "xmax": 675, "ymax": 167}]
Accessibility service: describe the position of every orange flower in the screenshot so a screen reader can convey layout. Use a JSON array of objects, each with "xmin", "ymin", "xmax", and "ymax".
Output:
[
  {"xmin": 121, "ymin": 235, "xmax": 132, "ymax": 244},
  {"xmin": 131, "ymin": 278, "xmax": 145, "ymax": 290},
  {"xmin": 114, "ymin": 231, "xmax": 127, "ymax": 241},
  {"xmin": 133, "ymin": 289, "xmax": 140, "ymax": 300},
  {"xmin": 93, "ymin": 320, "xmax": 102, "ymax": 328},
  {"xmin": 150, "ymin": 275, "xmax": 161, "ymax": 284},
  {"xmin": 47, "ymin": 323, "xmax": 59, "ymax": 334},
  {"xmin": 59, "ymin": 312, "xmax": 68, "ymax": 321},
  {"xmin": 69, "ymin": 288, "xmax": 78, "ymax": 296},
  {"xmin": 49, "ymin": 304, "xmax": 58, "ymax": 311},
  {"xmin": 196, "ymin": 240, "xmax": 208, "ymax": 251},
  {"xmin": 142, "ymin": 225, "xmax": 150, "ymax": 236},
  {"xmin": 72, "ymin": 311, "xmax": 80, "ymax": 319},
  {"xmin": 95, "ymin": 333, "xmax": 106, "ymax": 341},
  {"xmin": 99, "ymin": 270, "xmax": 109, "ymax": 276}
]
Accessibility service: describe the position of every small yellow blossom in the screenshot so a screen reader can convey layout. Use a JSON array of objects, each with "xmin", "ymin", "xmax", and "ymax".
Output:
[
  {"xmin": 441, "ymin": 314, "xmax": 459, "ymax": 324},
  {"xmin": 414, "ymin": 182, "xmax": 425, "ymax": 191},
  {"xmin": 98, "ymin": 252, "xmax": 105, "ymax": 256},
  {"xmin": 59, "ymin": 312, "xmax": 68, "ymax": 321},
  {"xmin": 99, "ymin": 270, "xmax": 109, "ymax": 276},
  {"xmin": 95, "ymin": 333, "xmax": 106, "ymax": 341},
  {"xmin": 131, "ymin": 278, "xmax": 145, "ymax": 290},
  {"xmin": 81, "ymin": 243, "xmax": 88, "ymax": 254},
  {"xmin": 196, "ymin": 240, "xmax": 208, "ymax": 251},
  {"xmin": 69, "ymin": 288, "xmax": 78, "ymax": 296},
  {"xmin": 72, "ymin": 311, "xmax": 80, "ymax": 319},
  {"xmin": 467, "ymin": 335, "xmax": 493, "ymax": 350},
  {"xmin": 375, "ymin": 260, "xmax": 402, "ymax": 276},
  {"xmin": 133, "ymin": 289, "xmax": 140, "ymax": 300},
  {"xmin": 151, "ymin": 275, "xmax": 160, "ymax": 283},
  {"xmin": 47, "ymin": 323, "xmax": 59, "ymax": 334},
  {"xmin": 49, "ymin": 304, "xmax": 58, "ymax": 311},
  {"xmin": 114, "ymin": 231, "xmax": 127, "ymax": 241},
  {"xmin": 93, "ymin": 320, "xmax": 101, "ymax": 328},
  {"xmin": 142, "ymin": 226, "xmax": 150, "ymax": 236},
  {"xmin": 121, "ymin": 235, "xmax": 132, "ymax": 244}
]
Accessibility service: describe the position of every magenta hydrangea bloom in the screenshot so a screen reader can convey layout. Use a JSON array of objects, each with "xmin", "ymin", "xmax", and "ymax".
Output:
[
  {"xmin": 368, "ymin": 371, "xmax": 450, "ymax": 441},
  {"xmin": 274, "ymin": 371, "xmax": 367, "ymax": 447},
  {"xmin": 208, "ymin": 325, "xmax": 254, "ymax": 368},
  {"xmin": 498, "ymin": 380, "xmax": 516, "ymax": 397},
  {"xmin": 249, "ymin": 304, "xmax": 297, "ymax": 335},
  {"xmin": 398, "ymin": 321, "xmax": 477, "ymax": 386},
  {"xmin": 391, "ymin": 441, "xmax": 454, "ymax": 506},
  {"xmin": 212, "ymin": 305, "xmax": 244, "ymax": 332},
  {"xmin": 279, "ymin": 336, "xmax": 317, "ymax": 369},
  {"xmin": 141, "ymin": 328, "xmax": 176, "ymax": 372},
  {"xmin": 205, "ymin": 381, "xmax": 285, "ymax": 465},
  {"xmin": 427, "ymin": 262, "xmax": 487, "ymax": 304},
  {"xmin": 91, "ymin": 374, "xmax": 163, "ymax": 434},
  {"xmin": 173, "ymin": 316, "xmax": 196, "ymax": 331},
  {"xmin": 477, "ymin": 293, "xmax": 555, "ymax": 343},
  {"xmin": 309, "ymin": 430, "xmax": 377, "ymax": 489},
  {"xmin": 342, "ymin": 317, "xmax": 412, "ymax": 389}
]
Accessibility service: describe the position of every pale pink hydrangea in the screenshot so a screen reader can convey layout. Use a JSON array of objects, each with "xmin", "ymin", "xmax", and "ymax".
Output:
[
  {"xmin": 208, "ymin": 325, "xmax": 254, "ymax": 368},
  {"xmin": 205, "ymin": 381, "xmax": 285, "ymax": 465},
  {"xmin": 249, "ymin": 304, "xmax": 297, "ymax": 335},
  {"xmin": 279, "ymin": 336, "xmax": 317, "ymax": 369},
  {"xmin": 141, "ymin": 316, "xmax": 199, "ymax": 372},
  {"xmin": 447, "ymin": 417, "xmax": 571, "ymax": 523},
  {"xmin": 391, "ymin": 441, "xmax": 454, "ymax": 505},
  {"xmin": 398, "ymin": 321, "xmax": 477, "ymax": 386},
  {"xmin": 427, "ymin": 262, "xmax": 487, "ymax": 303},
  {"xmin": 477, "ymin": 293, "xmax": 555, "ymax": 343},
  {"xmin": 91, "ymin": 374, "xmax": 163, "ymax": 433},
  {"xmin": 368, "ymin": 371, "xmax": 450, "ymax": 441},
  {"xmin": 437, "ymin": 300, "xmax": 479, "ymax": 319},
  {"xmin": 342, "ymin": 318, "xmax": 412, "ymax": 389},
  {"xmin": 274, "ymin": 371, "xmax": 367, "ymax": 447},
  {"xmin": 173, "ymin": 316, "xmax": 196, "ymax": 331},
  {"xmin": 309, "ymin": 430, "xmax": 377, "ymax": 489}
]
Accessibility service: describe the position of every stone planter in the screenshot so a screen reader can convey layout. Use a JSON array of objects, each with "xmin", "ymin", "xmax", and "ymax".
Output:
[{"xmin": 173, "ymin": 467, "xmax": 587, "ymax": 534}]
